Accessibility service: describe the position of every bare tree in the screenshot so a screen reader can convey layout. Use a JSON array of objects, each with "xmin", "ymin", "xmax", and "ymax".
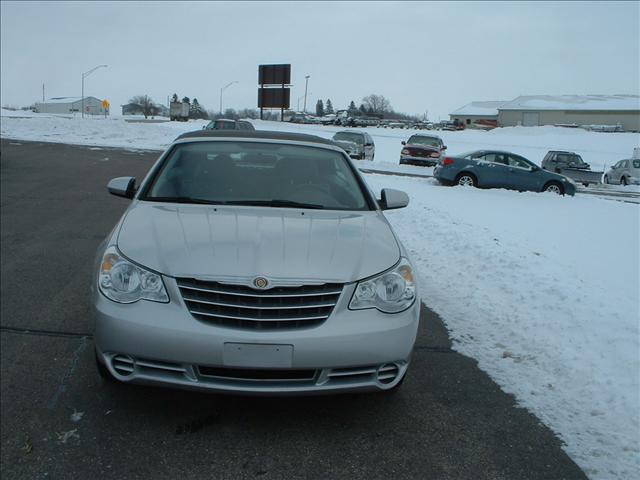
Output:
[
  {"xmin": 362, "ymin": 94, "xmax": 392, "ymax": 114},
  {"xmin": 129, "ymin": 95, "xmax": 156, "ymax": 119}
]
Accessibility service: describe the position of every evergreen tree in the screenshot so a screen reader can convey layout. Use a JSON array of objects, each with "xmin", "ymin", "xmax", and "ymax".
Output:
[
  {"xmin": 325, "ymin": 99, "xmax": 334, "ymax": 114},
  {"xmin": 347, "ymin": 101, "xmax": 358, "ymax": 116},
  {"xmin": 171, "ymin": 93, "xmax": 179, "ymax": 103},
  {"xmin": 315, "ymin": 99, "xmax": 324, "ymax": 117},
  {"xmin": 359, "ymin": 104, "xmax": 366, "ymax": 114},
  {"xmin": 182, "ymin": 96, "xmax": 190, "ymax": 104}
]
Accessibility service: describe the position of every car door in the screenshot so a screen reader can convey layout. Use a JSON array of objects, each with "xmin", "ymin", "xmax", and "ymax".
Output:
[
  {"xmin": 504, "ymin": 154, "xmax": 542, "ymax": 191},
  {"xmin": 472, "ymin": 152, "xmax": 510, "ymax": 187},
  {"xmin": 610, "ymin": 161, "xmax": 623, "ymax": 183}
]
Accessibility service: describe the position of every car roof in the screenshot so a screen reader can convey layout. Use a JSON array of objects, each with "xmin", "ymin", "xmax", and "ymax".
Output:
[
  {"xmin": 175, "ymin": 129, "xmax": 339, "ymax": 147},
  {"xmin": 408, "ymin": 134, "xmax": 441, "ymax": 139},
  {"xmin": 334, "ymin": 130, "xmax": 364, "ymax": 135}
]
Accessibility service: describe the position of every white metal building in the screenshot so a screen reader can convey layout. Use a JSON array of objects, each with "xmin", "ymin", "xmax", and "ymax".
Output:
[
  {"xmin": 497, "ymin": 95, "xmax": 640, "ymax": 131},
  {"xmin": 449, "ymin": 101, "xmax": 507, "ymax": 126},
  {"xmin": 35, "ymin": 96, "xmax": 107, "ymax": 115}
]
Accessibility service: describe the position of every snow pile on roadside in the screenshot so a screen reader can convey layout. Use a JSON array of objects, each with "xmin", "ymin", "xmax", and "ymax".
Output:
[
  {"xmin": 0, "ymin": 109, "xmax": 208, "ymax": 150},
  {"xmin": 363, "ymin": 174, "xmax": 639, "ymax": 479},
  {"xmin": 2, "ymin": 111, "xmax": 638, "ymax": 172}
]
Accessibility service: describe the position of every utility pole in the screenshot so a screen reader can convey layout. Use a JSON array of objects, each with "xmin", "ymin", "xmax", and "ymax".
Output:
[
  {"xmin": 82, "ymin": 64, "xmax": 107, "ymax": 118},
  {"xmin": 303, "ymin": 75, "xmax": 310, "ymax": 113},
  {"xmin": 42, "ymin": 84, "xmax": 45, "ymax": 102}
]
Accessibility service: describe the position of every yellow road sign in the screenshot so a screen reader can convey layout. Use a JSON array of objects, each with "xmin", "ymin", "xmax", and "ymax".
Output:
[{"xmin": 102, "ymin": 99, "xmax": 110, "ymax": 109}]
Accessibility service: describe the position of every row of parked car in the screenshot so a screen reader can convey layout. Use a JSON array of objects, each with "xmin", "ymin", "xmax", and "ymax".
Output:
[
  {"xmin": 202, "ymin": 120, "xmax": 640, "ymax": 189},
  {"xmin": 329, "ymin": 128, "xmax": 640, "ymax": 193}
]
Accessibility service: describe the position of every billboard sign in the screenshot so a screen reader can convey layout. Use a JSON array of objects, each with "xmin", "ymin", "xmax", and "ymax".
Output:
[
  {"xmin": 258, "ymin": 88, "xmax": 290, "ymax": 109},
  {"xmin": 258, "ymin": 64, "xmax": 291, "ymax": 86}
]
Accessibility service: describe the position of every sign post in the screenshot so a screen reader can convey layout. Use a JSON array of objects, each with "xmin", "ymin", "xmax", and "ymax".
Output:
[{"xmin": 102, "ymin": 99, "xmax": 110, "ymax": 118}]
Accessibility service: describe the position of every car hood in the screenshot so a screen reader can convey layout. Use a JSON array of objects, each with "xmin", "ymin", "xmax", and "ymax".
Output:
[
  {"xmin": 116, "ymin": 202, "xmax": 400, "ymax": 283},
  {"xmin": 405, "ymin": 144, "xmax": 440, "ymax": 152}
]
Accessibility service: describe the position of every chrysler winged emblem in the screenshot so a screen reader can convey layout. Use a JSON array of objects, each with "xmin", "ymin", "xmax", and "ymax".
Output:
[{"xmin": 252, "ymin": 276, "xmax": 269, "ymax": 289}]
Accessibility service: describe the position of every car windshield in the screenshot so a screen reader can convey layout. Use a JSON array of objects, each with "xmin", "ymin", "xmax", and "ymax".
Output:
[
  {"xmin": 407, "ymin": 136, "xmax": 441, "ymax": 147},
  {"xmin": 143, "ymin": 142, "xmax": 370, "ymax": 210},
  {"xmin": 333, "ymin": 132, "xmax": 364, "ymax": 145}
]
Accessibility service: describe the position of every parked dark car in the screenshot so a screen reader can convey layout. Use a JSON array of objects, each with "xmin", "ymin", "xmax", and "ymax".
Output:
[
  {"xmin": 433, "ymin": 150, "xmax": 576, "ymax": 195},
  {"xmin": 399, "ymin": 134, "xmax": 447, "ymax": 166},
  {"xmin": 332, "ymin": 131, "xmax": 375, "ymax": 160},
  {"xmin": 204, "ymin": 119, "xmax": 255, "ymax": 131},
  {"xmin": 541, "ymin": 151, "xmax": 590, "ymax": 172},
  {"xmin": 541, "ymin": 151, "xmax": 602, "ymax": 186}
]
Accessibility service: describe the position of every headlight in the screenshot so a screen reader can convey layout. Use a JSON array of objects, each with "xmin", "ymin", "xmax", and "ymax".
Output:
[
  {"xmin": 349, "ymin": 258, "xmax": 416, "ymax": 313},
  {"xmin": 98, "ymin": 246, "xmax": 169, "ymax": 304},
  {"xmin": 401, "ymin": 149, "xmax": 410, "ymax": 155}
]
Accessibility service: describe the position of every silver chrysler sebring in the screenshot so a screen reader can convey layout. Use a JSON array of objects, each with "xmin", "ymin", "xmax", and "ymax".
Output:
[{"xmin": 93, "ymin": 130, "xmax": 420, "ymax": 395}]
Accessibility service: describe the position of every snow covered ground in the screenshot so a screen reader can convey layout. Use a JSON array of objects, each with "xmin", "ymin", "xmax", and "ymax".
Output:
[
  {"xmin": 2, "ymin": 109, "xmax": 639, "ymax": 172},
  {"xmin": 363, "ymin": 175, "xmax": 639, "ymax": 479},
  {"xmin": 1, "ymin": 110, "xmax": 639, "ymax": 478}
]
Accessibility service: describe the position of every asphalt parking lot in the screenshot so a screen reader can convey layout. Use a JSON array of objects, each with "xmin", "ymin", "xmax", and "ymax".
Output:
[{"xmin": 0, "ymin": 139, "xmax": 587, "ymax": 479}]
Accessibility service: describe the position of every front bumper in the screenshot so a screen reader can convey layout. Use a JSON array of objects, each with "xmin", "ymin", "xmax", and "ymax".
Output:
[
  {"xmin": 400, "ymin": 155, "xmax": 438, "ymax": 167},
  {"xmin": 94, "ymin": 278, "xmax": 420, "ymax": 395}
]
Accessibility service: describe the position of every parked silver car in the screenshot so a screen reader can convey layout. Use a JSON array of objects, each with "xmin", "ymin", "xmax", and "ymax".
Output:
[
  {"xmin": 94, "ymin": 130, "xmax": 419, "ymax": 395},
  {"xmin": 604, "ymin": 158, "xmax": 640, "ymax": 185},
  {"xmin": 332, "ymin": 131, "xmax": 375, "ymax": 160}
]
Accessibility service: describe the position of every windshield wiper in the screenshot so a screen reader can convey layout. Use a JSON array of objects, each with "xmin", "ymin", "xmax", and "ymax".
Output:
[
  {"xmin": 224, "ymin": 200, "xmax": 325, "ymax": 209},
  {"xmin": 145, "ymin": 196, "xmax": 226, "ymax": 205}
]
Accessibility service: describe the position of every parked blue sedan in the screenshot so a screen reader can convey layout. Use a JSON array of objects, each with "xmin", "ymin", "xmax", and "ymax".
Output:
[{"xmin": 433, "ymin": 150, "xmax": 576, "ymax": 195}]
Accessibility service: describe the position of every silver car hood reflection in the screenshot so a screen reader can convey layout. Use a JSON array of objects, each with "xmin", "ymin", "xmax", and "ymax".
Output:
[{"xmin": 116, "ymin": 202, "xmax": 400, "ymax": 283}]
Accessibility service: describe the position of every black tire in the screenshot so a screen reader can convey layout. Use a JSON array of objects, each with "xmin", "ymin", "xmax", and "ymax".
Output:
[
  {"xmin": 582, "ymin": 182, "xmax": 589, "ymax": 187},
  {"xmin": 603, "ymin": 175, "xmax": 609, "ymax": 184},
  {"xmin": 543, "ymin": 181, "xmax": 564, "ymax": 195},
  {"xmin": 95, "ymin": 350, "xmax": 116, "ymax": 382},
  {"xmin": 621, "ymin": 176, "xmax": 628, "ymax": 186},
  {"xmin": 454, "ymin": 172, "xmax": 477, "ymax": 187}
]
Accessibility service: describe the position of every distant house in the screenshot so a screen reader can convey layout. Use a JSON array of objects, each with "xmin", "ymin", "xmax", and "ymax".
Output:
[
  {"xmin": 35, "ymin": 96, "xmax": 107, "ymax": 115},
  {"xmin": 449, "ymin": 101, "xmax": 507, "ymax": 127},
  {"xmin": 497, "ymin": 95, "xmax": 640, "ymax": 131}
]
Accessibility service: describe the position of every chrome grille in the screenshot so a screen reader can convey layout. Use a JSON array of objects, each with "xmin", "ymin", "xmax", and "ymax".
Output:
[{"xmin": 177, "ymin": 278, "xmax": 343, "ymax": 330}]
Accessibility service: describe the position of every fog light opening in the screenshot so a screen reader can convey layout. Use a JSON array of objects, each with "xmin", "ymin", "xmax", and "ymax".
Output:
[
  {"xmin": 111, "ymin": 354, "xmax": 135, "ymax": 377},
  {"xmin": 377, "ymin": 363, "xmax": 400, "ymax": 385}
]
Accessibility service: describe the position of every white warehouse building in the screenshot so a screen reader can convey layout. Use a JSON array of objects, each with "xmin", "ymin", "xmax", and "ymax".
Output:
[
  {"xmin": 35, "ymin": 96, "xmax": 108, "ymax": 115},
  {"xmin": 497, "ymin": 95, "xmax": 640, "ymax": 131}
]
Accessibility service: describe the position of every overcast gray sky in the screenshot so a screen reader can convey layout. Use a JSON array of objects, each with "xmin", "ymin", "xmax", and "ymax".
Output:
[{"xmin": 1, "ymin": 1, "xmax": 638, "ymax": 119}]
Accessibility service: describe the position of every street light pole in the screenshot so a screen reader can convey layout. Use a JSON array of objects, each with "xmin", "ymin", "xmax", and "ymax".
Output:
[
  {"xmin": 303, "ymin": 75, "xmax": 310, "ymax": 113},
  {"xmin": 297, "ymin": 93, "xmax": 312, "ymax": 112},
  {"xmin": 220, "ymin": 81, "xmax": 238, "ymax": 115},
  {"xmin": 81, "ymin": 64, "xmax": 107, "ymax": 118}
]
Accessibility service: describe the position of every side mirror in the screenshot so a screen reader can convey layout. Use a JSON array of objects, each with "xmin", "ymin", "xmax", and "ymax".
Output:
[
  {"xmin": 107, "ymin": 177, "xmax": 136, "ymax": 199},
  {"xmin": 442, "ymin": 145, "xmax": 447, "ymax": 150},
  {"xmin": 365, "ymin": 143, "xmax": 373, "ymax": 147},
  {"xmin": 529, "ymin": 165, "xmax": 540, "ymax": 172},
  {"xmin": 379, "ymin": 188, "xmax": 409, "ymax": 210},
  {"xmin": 401, "ymin": 141, "xmax": 406, "ymax": 145}
]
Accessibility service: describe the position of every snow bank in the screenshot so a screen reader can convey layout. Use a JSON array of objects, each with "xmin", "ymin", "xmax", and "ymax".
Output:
[
  {"xmin": 363, "ymin": 174, "xmax": 639, "ymax": 479},
  {"xmin": 2, "ymin": 111, "xmax": 638, "ymax": 172}
]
